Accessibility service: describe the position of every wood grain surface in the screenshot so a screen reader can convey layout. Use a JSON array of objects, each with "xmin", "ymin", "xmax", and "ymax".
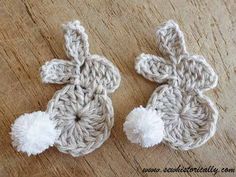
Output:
[{"xmin": 0, "ymin": 0, "xmax": 236, "ymax": 177}]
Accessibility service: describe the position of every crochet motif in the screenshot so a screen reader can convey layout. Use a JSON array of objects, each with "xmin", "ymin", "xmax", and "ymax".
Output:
[
  {"xmin": 11, "ymin": 20, "xmax": 120, "ymax": 157},
  {"xmin": 125, "ymin": 20, "xmax": 218, "ymax": 150}
]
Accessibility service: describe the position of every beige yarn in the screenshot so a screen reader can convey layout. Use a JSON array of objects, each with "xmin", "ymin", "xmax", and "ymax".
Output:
[
  {"xmin": 135, "ymin": 20, "xmax": 218, "ymax": 150},
  {"xmin": 41, "ymin": 21, "xmax": 120, "ymax": 157}
]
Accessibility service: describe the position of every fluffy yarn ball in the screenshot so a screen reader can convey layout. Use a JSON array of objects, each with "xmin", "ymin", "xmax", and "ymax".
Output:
[
  {"xmin": 10, "ymin": 111, "xmax": 59, "ymax": 156},
  {"xmin": 123, "ymin": 107, "xmax": 165, "ymax": 148}
]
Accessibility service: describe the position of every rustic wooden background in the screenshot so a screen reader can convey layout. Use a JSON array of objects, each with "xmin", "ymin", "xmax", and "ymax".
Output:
[{"xmin": 0, "ymin": 0, "xmax": 235, "ymax": 177}]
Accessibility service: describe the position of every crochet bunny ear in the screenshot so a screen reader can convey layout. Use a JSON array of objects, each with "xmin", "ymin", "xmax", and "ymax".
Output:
[
  {"xmin": 80, "ymin": 55, "xmax": 121, "ymax": 93},
  {"xmin": 40, "ymin": 59, "xmax": 77, "ymax": 84},
  {"xmin": 40, "ymin": 20, "xmax": 89, "ymax": 84},
  {"xmin": 63, "ymin": 20, "xmax": 90, "ymax": 66},
  {"xmin": 156, "ymin": 20, "xmax": 188, "ymax": 63},
  {"xmin": 135, "ymin": 53, "xmax": 173, "ymax": 83}
]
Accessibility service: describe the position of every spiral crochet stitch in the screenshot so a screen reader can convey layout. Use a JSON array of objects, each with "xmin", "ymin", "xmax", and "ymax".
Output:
[
  {"xmin": 11, "ymin": 20, "xmax": 120, "ymax": 157},
  {"xmin": 133, "ymin": 20, "xmax": 218, "ymax": 150}
]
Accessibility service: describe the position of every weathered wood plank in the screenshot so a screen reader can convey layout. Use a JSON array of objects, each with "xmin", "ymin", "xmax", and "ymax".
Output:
[{"xmin": 0, "ymin": 0, "xmax": 235, "ymax": 177}]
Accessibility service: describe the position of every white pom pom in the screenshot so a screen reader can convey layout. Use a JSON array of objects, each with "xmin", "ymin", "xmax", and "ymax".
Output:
[
  {"xmin": 10, "ymin": 111, "xmax": 59, "ymax": 156},
  {"xmin": 123, "ymin": 107, "xmax": 165, "ymax": 148}
]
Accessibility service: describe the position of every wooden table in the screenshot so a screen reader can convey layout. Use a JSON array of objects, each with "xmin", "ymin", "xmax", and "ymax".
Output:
[{"xmin": 0, "ymin": 0, "xmax": 235, "ymax": 177}]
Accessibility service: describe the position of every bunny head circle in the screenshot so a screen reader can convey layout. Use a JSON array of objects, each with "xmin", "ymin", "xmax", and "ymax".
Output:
[
  {"xmin": 124, "ymin": 20, "xmax": 218, "ymax": 150},
  {"xmin": 11, "ymin": 21, "xmax": 120, "ymax": 157}
]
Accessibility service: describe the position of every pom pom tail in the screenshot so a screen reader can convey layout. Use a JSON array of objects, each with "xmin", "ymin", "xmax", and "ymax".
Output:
[
  {"xmin": 10, "ymin": 111, "xmax": 59, "ymax": 156},
  {"xmin": 123, "ymin": 106, "xmax": 165, "ymax": 148}
]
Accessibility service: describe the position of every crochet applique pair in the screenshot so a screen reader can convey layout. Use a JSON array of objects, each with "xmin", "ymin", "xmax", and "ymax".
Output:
[{"xmin": 11, "ymin": 20, "xmax": 218, "ymax": 157}]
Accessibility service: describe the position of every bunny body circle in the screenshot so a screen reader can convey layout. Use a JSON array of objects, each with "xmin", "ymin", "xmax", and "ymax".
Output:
[
  {"xmin": 11, "ymin": 21, "xmax": 120, "ymax": 156},
  {"xmin": 124, "ymin": 20, "xmax": 218, "ymax": 150},
  {"xmin": 46, "ymin": 84, "xmax": 113, "ymax": 156},
  {"xmin": 146, "ymin": 85, "xmax": 218, "ymax": 150}
]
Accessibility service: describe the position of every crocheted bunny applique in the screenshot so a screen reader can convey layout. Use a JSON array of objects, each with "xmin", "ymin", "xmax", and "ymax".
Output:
[
  {"xmin": 11, "ymin": 20, "xmax": 121, "ymax": 157},
  {"xmin": 124, "ymin": 20, "xmax": 218, "ymax": 150}
]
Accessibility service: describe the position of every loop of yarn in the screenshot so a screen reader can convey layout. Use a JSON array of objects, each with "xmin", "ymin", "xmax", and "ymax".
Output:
[{"xmin": 134, "ymin": 20, "xmax": 218, "ymax": 150}]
